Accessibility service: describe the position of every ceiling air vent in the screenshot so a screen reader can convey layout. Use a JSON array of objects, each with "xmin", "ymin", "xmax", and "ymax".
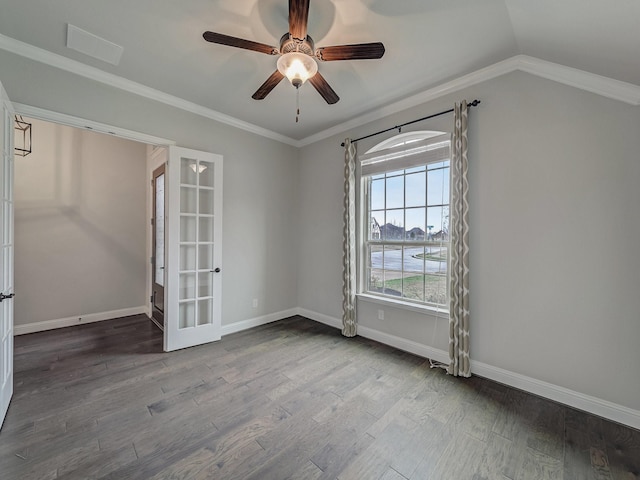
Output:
[{"xmin": 66, "ymin": 24, "xmax": 123, "ymax": 66}]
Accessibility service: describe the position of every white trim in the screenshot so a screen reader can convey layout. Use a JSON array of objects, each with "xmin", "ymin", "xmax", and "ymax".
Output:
[
  {"xmin": 365, "ymin": 130, "xmax": 446, "ymax": 154},
  {"xmin": 357, "ymin": 325, "xmax": 450, "ymax": 365},
  {"xmin": 298, "ymin": 308, "xmax": 450, "ymax": 364},
  {"xmin": 298, "ymin": 55, "xmax": 640, "ymax": 146},
  {"xmin": 471, "ymin": 360, "xmax": 640, "ymax": 431},
  {"xmin": 297, "ymin": 308, "xmax": 640, "ymax": 429},
  {"xmin": 357, "ymin": 294, "xmax": 449, "ymax": 318},
  {"xmin": 13, "ymin": 306, "xmax": 148, "ymax": 335},
  {"xmin": 14, "ymin": 103, "xmax": 175, "ymax": 146},
  {"xmin": 1, "ymin": 30, "xmax": 638, "ymax": 148},
  {"xmin": 221, "ymin": 308, "xmax": 299, "ymax": 336},
  {"xmin": 516, "ymin": 56, "xmax": 640, "ymax": 107},
  {"xmin": 297, "ymin": 308, "xmax": 342, "ymax": 330},
  {"xmin": 0, "ymin": 34, "xmax": 298, "ymax": 147}
]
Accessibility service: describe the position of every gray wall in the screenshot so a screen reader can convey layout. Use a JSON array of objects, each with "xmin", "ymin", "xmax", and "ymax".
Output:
[
  {"xmin": 1, "ymin": 49, "xmax": 300, "ymax": 328},
  {"xmin": 15, "ymin": 118, "xmax": 147, "ymax": 325},
  {"xmin": 298, "ymin": 71, "xmax": 640, "ymax": 413},
  {"xmin": 3, "ymin": 47, "xmax": 639, "ymax": 415}
]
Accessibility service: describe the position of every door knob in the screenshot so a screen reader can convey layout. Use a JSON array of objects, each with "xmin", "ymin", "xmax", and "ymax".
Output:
[{"xmin": 212, "ymin": 268, "xmax": 221, "ymax": 273}]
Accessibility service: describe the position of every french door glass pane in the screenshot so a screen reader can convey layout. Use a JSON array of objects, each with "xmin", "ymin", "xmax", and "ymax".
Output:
[
  {"xmin": 180, "ymin": 187, "xmax": 197, "ymax": 214},
  {"xmin": 179, "ymin": 301, "xmax": 195, "ymax": 329},
  {"xmin": 198, "ymin": 161, "xmax": 215, "ymax": 188},
  {"xmin": 179, "ymin": 273, "xmax": 196, "ymax": 300},
  {"xmin": 198, "ymin": 189, "xmax": 214, "ymax": 215},
  {"xmin": 198, "ymin": 244, "xmax": 214, "ymax": 270},
  {"xmin": 180, "ymin": 158, "xmax": 197, "ymax": 185},
  {"xmin": 180, "ymin": 217, "xmax": 196, "ymax": 243},
  {"xmin": 198, "ymin": 272, "xmax": 213, "ymax": 298},
  {"xmin": 180, "ymin": 245, "xmax": 196, "ymax": 271},
  {"xmin": 197, "ymin": 299, "xmax": 212, "ymax": 326},
  {"xmin": 198, "ymin": 217, "xmax": 214, "ymax": 242}
]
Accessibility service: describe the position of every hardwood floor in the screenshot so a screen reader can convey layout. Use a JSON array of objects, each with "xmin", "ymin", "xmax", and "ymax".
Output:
[{"xmin": 0, "ymin": 315, "xmax": 638, "ymax": 479}]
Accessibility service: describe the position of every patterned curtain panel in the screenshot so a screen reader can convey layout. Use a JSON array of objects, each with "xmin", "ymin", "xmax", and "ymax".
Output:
[
  {"xmin": 448, "ymin": 101, "xmax": 471, "ymax": 377},
  {"xmin": 342, "ymin": 139, "xmax": 357, "ymax": 337}
]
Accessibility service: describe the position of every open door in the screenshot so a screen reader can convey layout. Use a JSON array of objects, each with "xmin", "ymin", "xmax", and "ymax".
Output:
[
  {"xmin": 165, "ymin": 146, "xmax": 222, "ymax": 351},
  {"xmin": 151, "ymin": 164, "xmax": 166, "ymax": 328},
  {"xmin": 0, "ymin": 81, "xmax": 15, "ymax": 429}
]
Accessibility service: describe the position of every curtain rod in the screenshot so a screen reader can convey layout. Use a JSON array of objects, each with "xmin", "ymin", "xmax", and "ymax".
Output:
[{"xmin": 340, "ymin": 99, "xmax": 480, "ymax": 147}]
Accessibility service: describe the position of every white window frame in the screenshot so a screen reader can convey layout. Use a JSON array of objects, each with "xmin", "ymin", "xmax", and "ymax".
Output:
[{"xmin": 358, "ymin": 131, "xmax": 452, "ymax": 313}]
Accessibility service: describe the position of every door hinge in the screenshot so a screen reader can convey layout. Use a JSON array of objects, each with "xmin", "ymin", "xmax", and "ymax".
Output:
[
  {"xmin": 151, "ymin": 217, "xmax": 154, "ymax": 226},
  {"xmin": 150, "ymin": 295, "xmax": 153, "ymax": 303},
  {"xmin": 150, "ymin": 256, "xmax": 154, "ymax": 265}
]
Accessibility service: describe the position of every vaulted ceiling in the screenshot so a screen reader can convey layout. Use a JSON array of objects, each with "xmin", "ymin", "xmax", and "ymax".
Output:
[{"xmin": 1, "ymin": 0, "xmax": 639, "ymax": 144}]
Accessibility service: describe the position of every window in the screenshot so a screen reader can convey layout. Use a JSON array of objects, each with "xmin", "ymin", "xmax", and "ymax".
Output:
[{"xmin": 360, "ymin": 131, "xmax": 451, "ymax": 310}]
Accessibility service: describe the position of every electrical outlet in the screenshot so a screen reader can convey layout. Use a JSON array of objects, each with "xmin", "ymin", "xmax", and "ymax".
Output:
[
  {"xmin": 252, "ymin": 298, "xmax": 258, "ymax": 308},
  {"xmin": 378, "ymin": 309, "xmax": 384, "ymax": 320}
]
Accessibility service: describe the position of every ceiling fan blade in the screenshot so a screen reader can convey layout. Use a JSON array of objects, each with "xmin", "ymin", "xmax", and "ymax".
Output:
[
  {"xmin": 309, "ymin": 72, "xmax": 339, "ymax": 104},
  {"xmin": 252, "ymin": 71, "xmax": 286, "ymax": 100},
  {"xmin": 203, "ymin": 31, "xmax": 278, "ymax": 55},
  {"xmin": 316, "ymin": 42, "xmax": 385, "ymax": 61},
  {"xmin": 289, "ymin": 0, "xmax": 310, "ymax": 40}
]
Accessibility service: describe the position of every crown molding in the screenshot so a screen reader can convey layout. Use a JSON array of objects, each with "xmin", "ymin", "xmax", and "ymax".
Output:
[
  {"xmin": 298, "ymin": 54, "xmax": 640, "ymax": 146},
  {"xmin": 0, "ymin": 34, "xmax": 298, "ymax": 147},
  {"xmin": 297, "ymin": 56, "xmax": 517, "ymax": 147},
  {"xmin": 515, "ymin": 55, "xmax": 640, "ymax": 106},
  {"xmin": 1, "ymin": 32, "xmax": 638, "ymax": 149},
  {"xmin": 14, "ymin": 103, "xmax": 176, "ymax": 146}
]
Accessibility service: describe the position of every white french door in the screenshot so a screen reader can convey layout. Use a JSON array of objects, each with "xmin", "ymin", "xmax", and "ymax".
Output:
[
  {"xmin": 0, "ymin": 81, "xmax": 15, "ymax": 429},
  {"xmin": 165, "ymin": 146, "xmax": 223, "ymax": 351}
]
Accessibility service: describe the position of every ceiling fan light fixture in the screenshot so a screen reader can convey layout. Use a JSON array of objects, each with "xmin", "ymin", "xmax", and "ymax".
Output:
[{"xmin": 277, "ymin": 52, "xmax": 317, "ymax": 88}]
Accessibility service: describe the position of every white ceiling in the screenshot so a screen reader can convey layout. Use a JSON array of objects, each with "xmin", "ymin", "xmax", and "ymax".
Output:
[{"xmin": 1, "ymin": 0, "xmax": 639, "ymax": 143}]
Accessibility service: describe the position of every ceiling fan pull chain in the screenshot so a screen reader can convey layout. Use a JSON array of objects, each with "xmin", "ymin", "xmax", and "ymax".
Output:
[{"xmin": 296, "ymin": 86, "xmax": 300, "ymax": 123}]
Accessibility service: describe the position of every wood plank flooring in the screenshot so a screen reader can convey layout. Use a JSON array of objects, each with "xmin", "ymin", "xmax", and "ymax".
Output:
[{"xmin": 1, "ymin": 315, "xmax": 638, "ymax": 479}]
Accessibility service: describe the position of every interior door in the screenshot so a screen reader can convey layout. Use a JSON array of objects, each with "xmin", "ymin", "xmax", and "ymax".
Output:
[
  {"xmin": 151, "ymin": 164, "xmax": 166, "ymax": 328},
  {"xmin": 165, "ymin": 146, "xmax": 222, "ymax": 351},
  {"xmin": 0, "ymin": 81, "xmax": 15, "ymax": 429}
]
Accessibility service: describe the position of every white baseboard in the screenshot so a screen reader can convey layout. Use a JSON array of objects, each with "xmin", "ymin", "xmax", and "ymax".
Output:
[
  {"xmin": 297, "ymin": 308, "xmax": 451, "ymax": 364},
  {"xmin": 357, "ymin": 325, "xmax": 451, "ymax": 365},
  {"xmin": 297, "ymin": 308, "xmax": 342, "ymax": 330},
  {"xmin": 296, "ymin": 308, "xmax": 640, "ymax": 430},
  {"xmin": 470, "ymin": 360, "xmax": 640, "ymax": 430},
  {"xmin": 221, "ymin": 308, "xmax": 299, "ymax": 337},
  {"xmin": 14, "ymin": 306, "xmax": 148, "ymax": 335}
]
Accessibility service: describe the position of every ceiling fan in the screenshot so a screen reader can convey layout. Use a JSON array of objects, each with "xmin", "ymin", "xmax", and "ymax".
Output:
[{"xmin": 203, "ymin": 0, "xmax": 385, "ymax": 105}]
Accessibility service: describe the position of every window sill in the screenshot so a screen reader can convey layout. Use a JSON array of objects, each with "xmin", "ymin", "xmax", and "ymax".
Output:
[{"xmin": 357, "ymin": 293, "xmax": 449, "ymax": 317}]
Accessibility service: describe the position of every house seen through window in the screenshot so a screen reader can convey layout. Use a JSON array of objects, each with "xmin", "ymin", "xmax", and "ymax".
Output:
[{"xmin": 361, "ymin": 131, "xmax": 451, "ymax": 309}]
